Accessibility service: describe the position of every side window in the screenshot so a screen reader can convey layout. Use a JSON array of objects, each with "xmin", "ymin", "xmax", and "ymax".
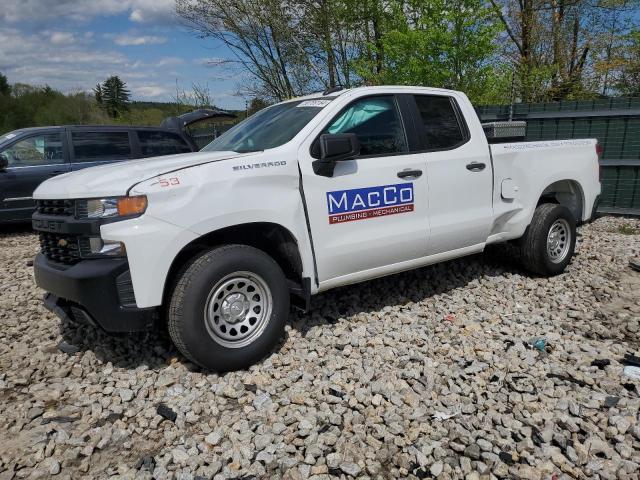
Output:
[
  {"xmin": 1, "ymin": 134, "xmax": 64, "ymax": 167},
  {"xmin": 138, "ymin": 131, "xmax": 192, "ymax": 156},
  {"xmin": 72, "ymin": 131, "xmax": 132, "ymax": 162},
  {"xmin": 325, "ymin": 96, "xmax": 408, "ymax": 156},
  {"xmin": 414, "ymin": 95, "xmax": 466, "ymax": 150}
]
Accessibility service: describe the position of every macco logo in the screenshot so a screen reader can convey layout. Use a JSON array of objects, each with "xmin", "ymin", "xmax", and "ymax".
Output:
[
  {"xmin": 328, "ymin": 186, "xmax": 413, "ymax": 214},
  {"xmin": 326, "ymin": 183, "xmax": 414, "ymax": 224}
]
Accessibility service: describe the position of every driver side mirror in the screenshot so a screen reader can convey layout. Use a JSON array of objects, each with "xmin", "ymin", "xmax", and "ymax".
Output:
[
  {"xmin": 313, "ymin": 133, "xmax": 360, "ymax": 177},
  {"xmin": 0, "ymin": 153, "xmax": 8, "ymax": 171}
]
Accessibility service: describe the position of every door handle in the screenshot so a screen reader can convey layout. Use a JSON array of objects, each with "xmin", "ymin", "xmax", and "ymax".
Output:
[
  {"xmin": 49, "ymin": 170, "xmax": 66, "ymax": 176},
  {"xmin": 466, "ymin": 162, "xmax": 486, "ymax": 172},
  {"xmin": 397, "ymin": 169, "xmax": 423, "ymax": 179}
]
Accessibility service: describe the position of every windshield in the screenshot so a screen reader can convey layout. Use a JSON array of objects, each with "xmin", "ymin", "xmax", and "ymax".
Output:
[
  {"xmin": 203, "ymin": 99, "xmax": 331, "ymax": 153},
  {"xmin": 0, "ymin": 130, "xmax": 20, "ymax": 148}
]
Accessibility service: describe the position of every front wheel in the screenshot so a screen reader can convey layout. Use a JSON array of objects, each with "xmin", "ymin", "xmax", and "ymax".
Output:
[
  {"xmin": 519, "ymin": 203, "xmax": 577, "ymax": 276},
  {"xmin": 168, "ymin": 245, "xmax": 289, "ymax": 371}
]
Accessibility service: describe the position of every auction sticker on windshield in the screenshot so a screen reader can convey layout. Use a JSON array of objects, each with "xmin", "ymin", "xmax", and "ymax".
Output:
[
  {"xmin": 297, "ymin": 100, "xmax": 332, "ymax": 108},
  {"xmin": 326, "ymin": 183, "xmax": 414, "ymax": 224}
]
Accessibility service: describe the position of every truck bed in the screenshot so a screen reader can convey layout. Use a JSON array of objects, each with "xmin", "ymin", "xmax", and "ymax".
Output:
[{"xmin": 487, "ymin": 139, "xmax": 600, "ymax": 244}]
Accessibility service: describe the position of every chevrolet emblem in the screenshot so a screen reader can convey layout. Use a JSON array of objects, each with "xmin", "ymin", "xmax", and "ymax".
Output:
[{"xmin": 57, "ymin": 238, "xmax": 68, "ymax": 247}]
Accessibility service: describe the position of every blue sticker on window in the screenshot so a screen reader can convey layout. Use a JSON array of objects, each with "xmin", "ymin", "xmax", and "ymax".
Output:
[{"xmin": 326, "ymin": 183, "xmax": 414, "ymax": 224}]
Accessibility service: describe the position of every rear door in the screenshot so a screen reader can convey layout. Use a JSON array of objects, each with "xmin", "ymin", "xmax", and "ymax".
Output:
[
  {"xmin": 0, "ymin": 130, "xmax": 69, "ymax": 221},
  {"xmin": 70, "ymin": 129, "xmax": 135, "ymax": 171},
  {"xmin": 411, "ymin": 94, "xmax": 493, "ymax": 254}
]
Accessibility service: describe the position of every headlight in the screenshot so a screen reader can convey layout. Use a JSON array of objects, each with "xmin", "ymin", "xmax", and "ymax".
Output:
[{"xmin": 84, "ymin": 195, "xmax": 147, "ymax": 219}]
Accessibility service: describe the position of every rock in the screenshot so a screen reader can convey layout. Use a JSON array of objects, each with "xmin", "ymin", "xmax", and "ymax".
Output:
[
  {"xmin": 585, "ymin": 436, "xmax": 613, "ymax": 459},
  {"xmin": 171, "ymin": 448, "xmax": 190, "ymax": 466},
  {"xmin": 118, "ymin": 388, "xmax": 134, "ymax": 402},
  {"xmin": 326, "ymin": 453, "xmax": 341, "ymax": 469},
  {"xmin": 253, "ymin": 392, "xmax": 272, "ymax": 409},
  {"xmin": 340, "ymin": 462, "xmax": 361, "ymax": 476},
  {"xmin": 610, "ymin": 416, "xmax": 631, "ymax": 434},
  {"xmin": 464, "ymin": 444, "xmax": 482, "ymax": 460},
  {"xmin": 1, "ymin": 217, "xmax": 639, "ymax": 479},
  {"xmin": 46, "ymin": 459, "xmax": 61, "ymax": 475},
  {"xmin": 156, "ymin": 403, "xmax": 177, "ymax": 422},
  {"xmin": 460, "ymin": 456, "xmax": 472, "ymax": 474},
  {"xmin": 430, "ymin": 460, "xmax": 443, "ymax": 477},
  {"xmin": 205, "ymin": 431, "xmax": 222, "ymax": 447},
  {"xmin": 57, "ymin": 341, "xmax": 80, "ymax": 355}
]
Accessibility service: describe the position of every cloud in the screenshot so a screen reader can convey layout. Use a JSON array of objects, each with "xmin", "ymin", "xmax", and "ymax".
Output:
[
  {"xmin": 0, "ymin": 0, "xmax": 175, "ymax": 25},
  {"xmin": 128, "ymin": 0, "xmax": 176, "ymax": 24},
  {"xmin": 156, "ymin": 57, "xmax": 185, "ymax": 67},
  {"xmin": 134, "ymin": 85, "xmax": 170, "ymax": 97},
  {"xmin": 49, "ymin": 31, "xmax": 76, "ymax": 45},
  {"xmin": 113, "ymin": 34, "xmax": 166, "ymax": 46},
  {"xmin": 0, "ymin": 27, "xmax": 170, "ymax": 100}
]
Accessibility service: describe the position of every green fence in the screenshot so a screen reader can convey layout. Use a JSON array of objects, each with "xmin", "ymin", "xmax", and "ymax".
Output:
[{"xmin": 477, "ymin": 98, "xmax": 640, "ymax": 216}]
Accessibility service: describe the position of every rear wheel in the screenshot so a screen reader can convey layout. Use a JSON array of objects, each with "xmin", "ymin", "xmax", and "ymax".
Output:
[
  {"xmin": 168, "ymin": 245, "xmax": 289, "ymax": 371},
  {"xmin": 519, "ymin": 203, "xmax": 577, "ymax": 276}
]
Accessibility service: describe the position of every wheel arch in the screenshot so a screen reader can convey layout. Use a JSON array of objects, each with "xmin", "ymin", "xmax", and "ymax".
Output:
[
  {"xmin": 162, "ymin": 222, "xmax": 308, "ymax": 310},
  {"xmin": 537, "ymin": 179, "xmax": 585, "ymax": 222}
]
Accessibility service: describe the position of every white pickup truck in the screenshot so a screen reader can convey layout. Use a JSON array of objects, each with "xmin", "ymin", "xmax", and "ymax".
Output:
[{"xmin": 32, "ymin": 86, "xmax": 601, "ymax": 371}]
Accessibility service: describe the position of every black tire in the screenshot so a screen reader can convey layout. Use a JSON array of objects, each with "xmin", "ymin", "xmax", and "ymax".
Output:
[
  {"xmin": 168, "ymin": 244, "xmax": 289, "ymax": 371},
  {"xmin": 519, "ymin": 203, "xmax": 577, "ymax": 276}
]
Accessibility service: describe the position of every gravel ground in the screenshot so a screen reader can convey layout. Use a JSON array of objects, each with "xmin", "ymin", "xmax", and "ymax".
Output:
[{"xmin": 1, "ymin": 216, "xmax": 639, "ymax": 480}]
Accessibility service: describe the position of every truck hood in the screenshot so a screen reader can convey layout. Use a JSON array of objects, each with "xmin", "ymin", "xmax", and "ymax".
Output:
[{"xmin": 34, "ymin": 151, "xmax": 255, "ymax": 199}]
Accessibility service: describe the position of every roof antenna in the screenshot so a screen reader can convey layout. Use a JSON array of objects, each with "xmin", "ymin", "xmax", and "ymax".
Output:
[{"xmin": 323, "ymin": 86, "xmax": 344, "ymax": 96}]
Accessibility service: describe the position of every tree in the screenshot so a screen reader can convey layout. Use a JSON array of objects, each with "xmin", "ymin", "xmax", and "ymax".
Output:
[
  {"xmin": 174, "ymin": 81, "xmax": 215, "ymax": 110},
  {"xmin": 100, "ymin": 76, "xmax": 131, "ymax": 118},
  {"xmin": 247, "ymin": 97, "xmax": 270, "ymax": 116},
  {"xmin": 93, "ymin": 83, "xmax": 103, "ymax": 105},
  {"xmin": 351, "ymin": 0, "xmax": 505, "ymax": 103},
  {"xmin": 613, "ymin": 29, "xmax": 640, "ymax": 96},
  {"xmin": 177, "ymin": 0, "xmax": 308, "ymax": 101},
  {"xmin": 488, "ymin": 0, "xmax": 639, "ymax": 101},
  {"xmin": 0, "ymin": 72, "xmax": 10, "ymax": 97}
]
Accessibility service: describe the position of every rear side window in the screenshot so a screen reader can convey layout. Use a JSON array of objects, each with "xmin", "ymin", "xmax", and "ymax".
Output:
[
  {"xmin": 138, "ymin": 131, "xmax": 192, "ymax": 156},
  {"xmin": 414, "ymin": 96, "xmax": 466, "ymax": 150},
  {"xmin": 72, "ymin": 131, "xmax": 132, "ymax": 162}
]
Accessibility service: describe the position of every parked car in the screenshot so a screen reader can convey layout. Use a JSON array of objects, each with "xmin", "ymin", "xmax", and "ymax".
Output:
[
  {"xmin": 0, "ymin": 109, "xmax": 235, "ymax": 223},
  {"xmin": 32, "ymin": 86, "xmax": 601, "ymax": 372}
]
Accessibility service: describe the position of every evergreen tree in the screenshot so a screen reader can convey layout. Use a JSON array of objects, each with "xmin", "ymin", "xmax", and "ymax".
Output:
[
  {"xmin": 93, "ymin": 83, "xmax": 103, "ymax": 105},
  {"xmin": 0, "ymin": 72, "xmax": 10, "ymax": 97},
  {"xmin": 100, "ymin": 76, "xmax": 130, "ymax": 118}
]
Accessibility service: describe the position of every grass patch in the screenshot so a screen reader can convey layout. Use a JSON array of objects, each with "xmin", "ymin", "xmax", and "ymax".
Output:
[{"xmin": 618, "ymin": 224, "xmax": 639, "ymax": 235}]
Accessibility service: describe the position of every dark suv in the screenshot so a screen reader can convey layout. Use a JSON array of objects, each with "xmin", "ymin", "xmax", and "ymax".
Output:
[{"xmin": 0, "ymin": 125, "xmax": 197, "ymax": 223}]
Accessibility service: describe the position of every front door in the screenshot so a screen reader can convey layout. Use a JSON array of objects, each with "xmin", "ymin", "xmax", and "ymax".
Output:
[
  {"xmin": 0, "ymin": 132, "xmax": 69, "ymax": 222},
  {"xmin": 299, "ymin": 95, "xmax": 430, "ymax": 285}
]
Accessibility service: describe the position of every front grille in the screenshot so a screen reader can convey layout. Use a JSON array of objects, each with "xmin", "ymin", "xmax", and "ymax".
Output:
[
  {"xmin": 36, "ymin": 199, "xmax": 75, "ymax": 217},
  {"xmin": 39, "ymin": 232, "xmax": 83, "ymax": 265}
]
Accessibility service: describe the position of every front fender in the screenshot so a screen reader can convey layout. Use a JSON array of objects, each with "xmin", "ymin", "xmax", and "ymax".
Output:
[{"xmin": 111, "ymin": 158, "xmax": 314, "ymax": 308}]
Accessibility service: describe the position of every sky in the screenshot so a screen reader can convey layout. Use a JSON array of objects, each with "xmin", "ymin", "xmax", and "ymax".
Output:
[{"xmin": 0, "ymin": 0, "xmax": 247, "ymax": 109}]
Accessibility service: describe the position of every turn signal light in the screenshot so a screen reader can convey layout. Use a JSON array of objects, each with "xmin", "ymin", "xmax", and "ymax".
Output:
[{"xmin": 117, "ymin": 196, "xmax": 148, "ymax": 217}]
